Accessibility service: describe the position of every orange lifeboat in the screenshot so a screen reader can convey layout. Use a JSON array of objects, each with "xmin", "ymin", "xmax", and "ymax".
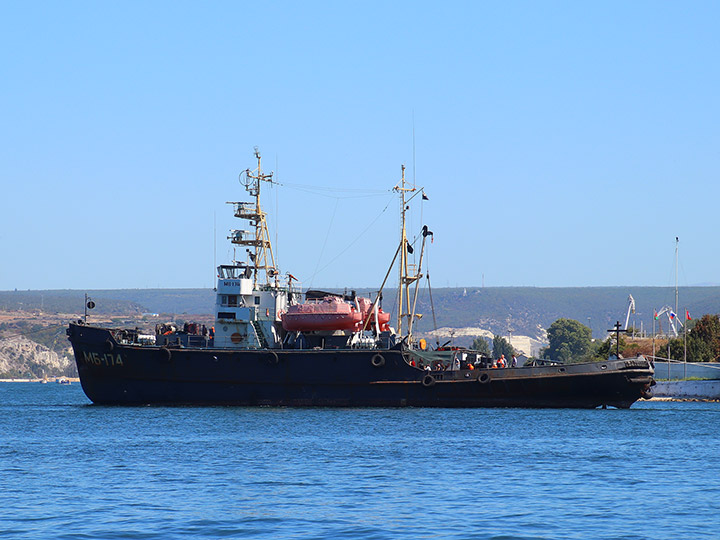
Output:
[
  {"xmin": 355, "ymin": 297, "xmax": 391, "ymax": 331},
  {"xmin": 281, "ymin": 295, "xmax": 391, "ymax": 332},
  {"xmin": 281, "ymin": 296, "xmax": 362, "ymax": 331}
]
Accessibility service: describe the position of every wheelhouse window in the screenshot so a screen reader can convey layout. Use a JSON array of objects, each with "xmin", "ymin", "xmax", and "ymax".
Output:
[{"xmin": 254, "ymin": 296, "xmax": 260, "ymax": 305}]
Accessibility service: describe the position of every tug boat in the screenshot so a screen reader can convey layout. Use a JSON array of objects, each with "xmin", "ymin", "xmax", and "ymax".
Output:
[{"xmin": 67, "ymin": 150, "xmax": 655, "ymax": 408}]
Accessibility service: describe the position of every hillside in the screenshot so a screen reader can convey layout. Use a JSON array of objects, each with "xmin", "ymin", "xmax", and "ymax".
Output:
[
  {"xmin": 3, "ymin": 286, "xmax": 719, "ymax": 338},
  {"xmin": 0, "ymin": 290, "xmax": 146, "ymax": 315},
  {"xmin": 0, "ymin": 335, "xmax": 75, "ymax": 379},
  {"xmin": 407, "ymin": 286, "xmax": 720, "ymax": 339}
]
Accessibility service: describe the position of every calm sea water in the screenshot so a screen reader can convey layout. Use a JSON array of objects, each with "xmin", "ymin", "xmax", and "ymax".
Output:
[{"xmin": 0, "ymin": 384, "xmax": 718, "ymax": 540}]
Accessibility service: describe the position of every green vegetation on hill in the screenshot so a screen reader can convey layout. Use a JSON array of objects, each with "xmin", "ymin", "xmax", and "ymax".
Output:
[
  {"xmin": 665, "ymin": 314, "xmax": 720, "ymax": 362},
  {"xmin": 492, "ymin": 335, "xmax": 515, "ymax": 359},
  {"xmin": 539, "ymin": 313, "xmax": 720, "ymax": 364},
  {"xmin": 0, "ymin": 321, "xmax": 71, "ymax": 356},
  {"xmin": 542, "ymin": 318, "xmax": 592, "ymax": 362}
]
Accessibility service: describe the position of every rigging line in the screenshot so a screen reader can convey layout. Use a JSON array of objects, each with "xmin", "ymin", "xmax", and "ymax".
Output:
[
  {"xmin": 407, "ymin": 226, "xmax": 429, "ymax": 250},
  {"xmin": 273, "ymin": 181, "xmax": 390, "ymax": 194},
  {"xmin": 213, "ymin": 212, "xmax": 216, "ymax": 288},
  {"xmin": 412, "ymin": 111, "xmax": 416, "ymax": 187},
  {"xmin": 678, "ymin": 258, "xmax": 689, "ymax": 289},
  {"xmin": 387, "ymin": 289, "xmax": 398, "ymax": 329},
  {"xmin": 413, "ymin": 113, "xmax": 425, "ymax": 269},
  {"xmin": 425, "ymin": 239, "xmax": 438, "ymax": 332},
  {"xmin": 275, "ymin": 154, "xmax": 279, "ymax": 270},
  {"xmin": 307, "ymin": 197, "xmax": 341, "ymax": 291},
  {"xmin": 278, "ymin": 186, "xmax": 390, "ymax": 200},
  {"xmin": 306, "ymin": 195, "xmax": 395, "ymax": 283},
  {"xmin": 661, "ymin": 240, "xmax": 678, "ymax": 307}
]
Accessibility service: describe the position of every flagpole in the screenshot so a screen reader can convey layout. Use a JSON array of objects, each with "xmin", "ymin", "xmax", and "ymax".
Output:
[
  {"xmin": 684, "ymin": 309, "xmax": 688, "ymax": 379},
  {"xmin": 675, "ymin": 237, "xmax": 679, "ymax": 317},
  {"xmin": 652, "ymin": 313, "xmax": 655, "ymax": 363}
]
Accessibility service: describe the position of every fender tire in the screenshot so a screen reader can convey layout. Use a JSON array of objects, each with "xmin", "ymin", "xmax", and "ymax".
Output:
[
  {"xmin": 371, "ymin": 353, "xmax": 385, "ymax": 368},
  {"xmin": 641, "ymin": 388, "xmax": 654, "ymax": 400},
  {"xmin": 477, "ymin": 372, "xmax": 491, "ymax": 384},
  {"xmin": 422, "ymin": 374, "xmax": 436, "ymax": 388},
  {"xmin": 267, "ymin": 351, "xmax": 280, "ymax": 365},
  {"xmin": 160, "ymin": 346, "xmax": 172, "ymax": 362},
  {"xmin": 104, "ymin": 338, "xmax": 115, "ymax": 352}
]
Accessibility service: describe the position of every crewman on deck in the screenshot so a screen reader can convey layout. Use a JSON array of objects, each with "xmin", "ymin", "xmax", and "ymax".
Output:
[{"xmin": 497, "ymin": 354, "xmax": 506, "ymax": 368}]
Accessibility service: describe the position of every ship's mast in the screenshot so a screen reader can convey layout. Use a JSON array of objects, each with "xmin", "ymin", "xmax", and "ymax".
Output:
[
  {"xmin": 230, "ymin": 148, "xmax": 278, "ymax": 288},
  {"xmin": 394, "ymin": 165, "xmax": 423, "ymax": 340}
]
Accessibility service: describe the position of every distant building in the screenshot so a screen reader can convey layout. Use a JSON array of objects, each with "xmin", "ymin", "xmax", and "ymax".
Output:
[{"xmin": 507, "ymin": 335, "xmax": 545, "ymax": 357}]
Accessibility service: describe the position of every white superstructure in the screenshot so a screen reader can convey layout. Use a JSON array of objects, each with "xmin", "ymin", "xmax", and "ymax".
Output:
[{"xmin": 213, "ymin": 149, "xmax": 295, "ymax": 349}]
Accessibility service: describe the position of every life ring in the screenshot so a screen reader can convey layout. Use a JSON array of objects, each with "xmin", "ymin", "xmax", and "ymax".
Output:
[
  {"xmin": 371, "ymin": 353, "xmax": 385, "ymax": 368},
  {"xmin": 422, "ymin": 374, "xmax": 436, "ymax": 387},
  {"xmin": 477, "ymin": 372, "xmax": 491, "ymax": 384},
  {"xmin": 104, "ymin": 338, "xmax": 114, "ymax": 352},
  {"xmin": 160, "ymin": 346, "xmax": 172, "ymax": 362},
  {"xmin": 267, "ymin": 351, "xmax": 280, "ymax": 364}
]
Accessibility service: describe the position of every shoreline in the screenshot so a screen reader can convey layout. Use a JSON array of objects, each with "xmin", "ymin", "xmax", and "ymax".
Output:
[
  {"xmin": 647, "ymin": 397, "xmax": 720, "ymax": 403},
  {"xmin": 0, "ymin": 378, "xmax": 80, "ymax": 383}
]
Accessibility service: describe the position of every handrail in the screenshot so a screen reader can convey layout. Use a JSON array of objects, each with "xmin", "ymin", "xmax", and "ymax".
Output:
[{"xmin": 648, "ymin": 355, "xmax": 720, "ymax": 370}]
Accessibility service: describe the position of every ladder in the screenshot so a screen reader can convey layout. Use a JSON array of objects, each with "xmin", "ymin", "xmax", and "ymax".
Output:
[{"xmin": 251, "ymin": 320, "xmax": 269, "ymax": 348}]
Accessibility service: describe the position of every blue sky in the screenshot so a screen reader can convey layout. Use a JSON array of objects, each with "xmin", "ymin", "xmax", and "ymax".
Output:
[{"xmin": 1, "ymin": 1, "xmax": 718, "ymax": 291}]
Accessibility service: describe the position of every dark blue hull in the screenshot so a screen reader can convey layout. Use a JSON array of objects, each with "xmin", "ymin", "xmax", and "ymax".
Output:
[{"xmin": 67, "ymin": 323, "xmax": 655, "ymax": 408}]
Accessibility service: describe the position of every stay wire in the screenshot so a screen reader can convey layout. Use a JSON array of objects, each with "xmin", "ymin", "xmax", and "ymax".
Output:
[
  {"xmin": 273, "ymin": 181, "xmax": 390, "ymax": 199},
  {"xmin": 306, "ymin": 194, "xmax": 395, "ymax": 285},
  {"xmin": 307, "ymin": 198, "xmax": 340, "ymax": 290},
  {"xmin": 426, "ymin": 244, "xmax": 438, "ymax": 332}
]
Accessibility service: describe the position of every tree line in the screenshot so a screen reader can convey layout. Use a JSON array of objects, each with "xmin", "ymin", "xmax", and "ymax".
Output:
[
  {"xmin": 540, "ymin": 315, "xmax": 720, "ymax": 363},
  {"xmin": 471, "ymin": 335, "xmax": 516, "ymax": 360}
]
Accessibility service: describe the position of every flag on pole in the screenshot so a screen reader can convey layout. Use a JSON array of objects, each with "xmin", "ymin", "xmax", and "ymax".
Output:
[
  {"xmin": 686, "ymin": 309, "xmax": 691, "ymax": 320},
  {"xmin": 670, "ymin": 311, "xmax": 676, "ymax": 320}
]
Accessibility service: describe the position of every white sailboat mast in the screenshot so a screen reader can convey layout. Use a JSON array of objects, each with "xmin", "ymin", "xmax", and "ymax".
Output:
[{"xmin": 675, "ymin": 236, "xmax": 679, "ymax": 317}]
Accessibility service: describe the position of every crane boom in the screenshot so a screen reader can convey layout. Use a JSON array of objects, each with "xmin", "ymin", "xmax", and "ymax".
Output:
[
  {"xmin": 655, "ymin": 305, "xmax": 683, "ymax": 337},
  {"xmin": 624, "ymin": 294, "xmax": 636, "ymax": 330}
]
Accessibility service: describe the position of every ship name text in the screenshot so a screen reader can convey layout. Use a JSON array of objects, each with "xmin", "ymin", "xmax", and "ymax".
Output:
[{"xmin": 82, "ymin": 351, "xmax": 124, "ymax": 367}]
